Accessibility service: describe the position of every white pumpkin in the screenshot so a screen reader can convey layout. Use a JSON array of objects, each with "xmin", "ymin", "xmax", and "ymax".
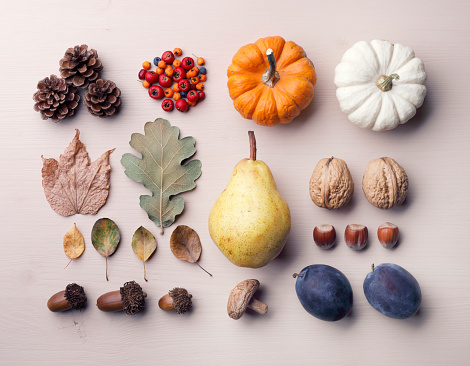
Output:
[{"xmin": 334, "ymin": 40, "xmax": 427, "ymax": 131}]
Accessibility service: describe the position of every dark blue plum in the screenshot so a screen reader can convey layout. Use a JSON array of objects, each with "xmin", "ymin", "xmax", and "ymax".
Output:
[
  {"xmin": 153, "ymin": 57, "xmax": 161, "ymax": 66},
  {"xmin": 294, "ymin": 264, "xmax": 353, "ymax": 321},
  {"xmin": 363, "ymin": 263, "xmax": 421, "ymax": 319}
]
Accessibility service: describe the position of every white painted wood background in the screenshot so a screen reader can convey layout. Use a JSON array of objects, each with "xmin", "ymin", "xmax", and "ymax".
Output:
[{"xmin": 1, "ymin": 0, "xmax": 469, "ymax": 364}]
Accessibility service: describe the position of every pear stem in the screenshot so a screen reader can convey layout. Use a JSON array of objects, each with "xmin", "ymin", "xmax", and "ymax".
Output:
[{"xmin": 248, "ymin": 131, "xmax": 256, "ymax": 161}]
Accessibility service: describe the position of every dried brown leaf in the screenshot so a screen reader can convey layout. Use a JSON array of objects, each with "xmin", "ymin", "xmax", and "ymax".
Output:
[
  {"xmin": 63, "ymin": 223, "xmax": 85, "ymax": 259},
  {"xmin": 170, "ymin": 225, "xmax": 212, "ymax": 276},
  {"xmin": 41, "ymin": 129, "xmax": 114, "ymax": 216}
]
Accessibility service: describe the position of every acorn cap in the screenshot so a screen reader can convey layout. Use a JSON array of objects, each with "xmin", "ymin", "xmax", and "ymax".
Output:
[
  {"xmin": 169, "ymin": 288, "xmax": 192, "ymax": 314},
  {"xmin": 65, "ymin": 283, "xmax": 87, "ymax": 310},
  {"xmin": 227, "ymin": 279, "xmax": 259, "ymax": 320},
  {"xmin": 120, "ymin": 281, "xmax": 146, "ymax": 315}
]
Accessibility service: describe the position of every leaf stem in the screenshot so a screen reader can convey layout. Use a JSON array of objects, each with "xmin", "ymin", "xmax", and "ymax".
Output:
[
  {"xmin": 196, "ymin": 261, "xmax": 213, "ymax": 277},
  {"xmin": 248, "ymin": 131, "xmax": 256, "ymax": 161},
  {"xmin": 64, "ymin": 259, "xmax": 72, "ymax": 269},
  {"xmin": 106, "ymin": 256, "xmax": 109, "ymax": 281},
  {"xmin": 144, "ymin": 261, "xmax": 148, "ymax": 282}
]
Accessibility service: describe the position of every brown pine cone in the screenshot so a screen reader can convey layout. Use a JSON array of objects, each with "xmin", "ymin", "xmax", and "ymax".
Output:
[
  {"xmin": 83, "ymin": 79, "xmax": 121, "ymax": 118},
  {"xmin": 33, "ymin": 75, "xmax": 80, "ymax": 123},
  {"xmin": 59, "ymin": 45, "xmax": 103, "ymax": 88}
]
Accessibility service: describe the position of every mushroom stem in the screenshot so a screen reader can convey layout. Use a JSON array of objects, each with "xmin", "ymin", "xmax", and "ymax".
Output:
[{"xmin": 247, "ymin": 298, "xmax": 268, "ymax": 314}]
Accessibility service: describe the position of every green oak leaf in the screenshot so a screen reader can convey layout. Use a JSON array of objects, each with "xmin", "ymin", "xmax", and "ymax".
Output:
[
  {"xmin": 121, "ymin": 118, "xmax": 202, "ymax": 234},
  {"xmin": 91, "ymin": 218, "xmax": 121, "ymax": 281}
]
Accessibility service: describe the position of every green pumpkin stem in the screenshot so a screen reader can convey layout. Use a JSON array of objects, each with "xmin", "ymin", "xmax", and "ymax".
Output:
[
  {"xmin": 262, "ymin": 49, "xmax": 280, "ymax": 88},
  {"xmin": 376, "ymin": 74, "xmax": 399, "ymax": 92}
]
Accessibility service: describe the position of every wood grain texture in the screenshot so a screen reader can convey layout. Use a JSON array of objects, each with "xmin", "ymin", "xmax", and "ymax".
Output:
[{"xmin": 1, "ymin": 0, "xmax": 470, "ymax": 364}]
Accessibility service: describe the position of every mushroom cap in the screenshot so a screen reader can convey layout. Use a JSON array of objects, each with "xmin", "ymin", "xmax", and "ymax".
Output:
[
  {"xmin": 120, "ymin": 281, "xmax": 146, "ymax": 315},
  {"xmin": 227, "ymin": 279, "xmax": 260, "ymax": 320}
]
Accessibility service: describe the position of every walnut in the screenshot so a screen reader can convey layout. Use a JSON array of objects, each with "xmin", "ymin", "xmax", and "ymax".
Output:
[
  {"xmin": 309, "ymin": 157, "xmax": 354, "ymax": 209},
  {"xmin": 362, "ymin": 157, "xmax": 408, "ymax": 209}
]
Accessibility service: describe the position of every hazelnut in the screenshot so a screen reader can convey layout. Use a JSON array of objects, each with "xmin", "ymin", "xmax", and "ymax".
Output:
[
  {"xmin": 362, "ymin": 157, "xmax": 408, "ymax": 209},
  {"xmin": 378, "ymin": 222, "xmax": 399, "ymax": 249},
  {"xmin": 344, "ymin": 224, "xmax": 368, "ymax": 251},
  {"xmin": 313, "ymin": 225, "xmax": 336, "ymax": 249},
  {"xmin": 309, "ymin": 157, "xmax": 354, "ymax": 209}
]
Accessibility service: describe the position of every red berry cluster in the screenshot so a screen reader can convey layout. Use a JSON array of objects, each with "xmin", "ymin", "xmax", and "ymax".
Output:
[{"xmin": 138, "ymin": 48, "xmax": 206, "ymax": 112}]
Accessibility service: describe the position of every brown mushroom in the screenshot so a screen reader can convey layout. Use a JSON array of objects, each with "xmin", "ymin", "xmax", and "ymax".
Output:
[{"xmin": 227, "ymin": 279, "xmax": 268, "ymax": 320}]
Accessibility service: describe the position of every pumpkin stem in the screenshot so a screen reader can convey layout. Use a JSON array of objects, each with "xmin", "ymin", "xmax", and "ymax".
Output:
[
  {"xmin": 248, "ymin": 131, "xmax": 256, "ymax": 161},
  {"xmin": 262, "ymin": 49, "xmax": 280, "ymax": 88},
  {"xmin": 376, "ymin": 74, "xmax": 399, "ymax": 92}
]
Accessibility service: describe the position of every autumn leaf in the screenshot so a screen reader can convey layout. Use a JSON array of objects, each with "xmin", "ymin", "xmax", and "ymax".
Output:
[
  {"xmin": 91, "ymin": 218, "xmax": 120, "ymax": 281},
  {"xmin": 121, "ymin": 118, "xmax": 202, "ymax": 234},
  {"xmin": 170, "ymin": 225, "xmax": 211, "ymax": 276},
  {"xmin": 41, "ymin": 129, "xmax": 114, "ymax": 216},
  {"xmin": 63, "ymin": 223, "xmax": 85, "ymax": 268},
  {"xmin": 131, "ymin": 226, "xmax": 157, "ymax": 282}
]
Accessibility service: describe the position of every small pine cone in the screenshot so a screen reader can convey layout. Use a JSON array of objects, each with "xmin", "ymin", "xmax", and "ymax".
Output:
[
  {"xmin": 59, "ymin": 44, "xmax": 103, "ymax": 88},
  {"xmin": 83, "ymin": 79, "xmax": 122, "ymax": 118},
  {"xmin": 33, "ymin": 75, "xmax": 80, "ymax": 123}
]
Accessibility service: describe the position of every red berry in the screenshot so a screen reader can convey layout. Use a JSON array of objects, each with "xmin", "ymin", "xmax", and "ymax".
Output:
[
  {"xmin": 190, "ymin": 82, "xmax": 197, "ymax": 90},
  {"xmin": 138, "ymin": 69, "xmax": 147, "ymax": 80},
  {"xmin": 159, "ymin": 74, "xmax": 173, "ymax": 88},
  {"xmin": 175, "ymin": 99, "xmax": 189, "ymax": 112},
  {"xmin": 197, "ymin": 91, "xmax": 205, "ymax": 101},
  {"xmin": 187, "ymin": 90, "xmax": 199, "ymax": 103},
  {"xmin": 149, "ymin": 85, "xmax": 164, "ymax": 99},
  {"xmin": 162, "ymin": 51, "xmax": 175, "ymax": 64},
  {"xmin": 162, "ymin": 98, "xmax": 174, "ymax": 111},
  {"xmin": 181, "ymin": 57, "xmax": 195, "ymax": 70},
  {"xmin": 178, "ymin": 79, "xmax": 191, "ymax": 92},
  {"xmin": 172, "ymin": 67, "xmax": 186, "ymax": 83},
  {"xmin": 145, "ymin": 71, "xmax": 159, "ymax": 84}
]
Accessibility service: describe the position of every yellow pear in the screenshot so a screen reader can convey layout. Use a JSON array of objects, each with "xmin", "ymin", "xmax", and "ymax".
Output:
[{"xmin": 208, "ymin": 131, "xmax": 291, "ymax": 268}]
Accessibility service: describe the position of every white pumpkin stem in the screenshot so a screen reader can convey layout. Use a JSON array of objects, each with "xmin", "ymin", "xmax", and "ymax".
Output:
[
  {"xmin": 376, "ymin": 74, "xmax": 400, "ymax": 92},
  {"xmin": 262, "ymin": 49, "xmax": 280, "ymax": 87}
]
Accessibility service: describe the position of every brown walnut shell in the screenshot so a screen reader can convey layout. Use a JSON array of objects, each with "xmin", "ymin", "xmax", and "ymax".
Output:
[
  {"xmin": 362, "ymin": 157, "xmax": 408, "ymax": 209},
  {"xmin": 309, "ymin": 157, "xmax": 354, "ymax": 209}
]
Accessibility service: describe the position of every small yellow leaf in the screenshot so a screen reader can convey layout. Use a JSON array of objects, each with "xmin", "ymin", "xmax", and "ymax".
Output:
[{"xmin": 63, "ymin": 223, "xmax": 85, "ymax": 259}]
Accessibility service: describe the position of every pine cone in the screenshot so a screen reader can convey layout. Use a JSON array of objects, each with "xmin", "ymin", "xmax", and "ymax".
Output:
[
  {"xmin": 33, "ymin": 75, "xmax": 80, "ymax": 123},
  {"xmin": 59, "ymin": 45, "xmax": 103, "ymax": 88},
  {"xmin": 84, "ymin": 79, "xmax": 121, "ymax": 118}
]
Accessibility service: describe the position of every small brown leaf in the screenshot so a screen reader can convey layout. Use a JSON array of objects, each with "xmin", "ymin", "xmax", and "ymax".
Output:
[
  {"xmin": 63, "ymin": 223, "xmax": 85, "ymax": 268},
  {"xmin": 170, "ymin": 225, "xmax": 212, "ymax": 276},
  {"xmin": 41, "ymin": 129, "xmax": 114, "ymax": 216}
]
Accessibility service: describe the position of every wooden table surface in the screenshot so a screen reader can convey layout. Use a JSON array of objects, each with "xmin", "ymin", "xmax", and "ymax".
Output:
[{"xmin": 1, "ymin": 0, "xmax": 469, "ymax": 364}]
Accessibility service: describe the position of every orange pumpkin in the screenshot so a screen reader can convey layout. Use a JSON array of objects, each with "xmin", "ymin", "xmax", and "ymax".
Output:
[{"xmin": 227, "ymin": 36, "xmax": 316, "ymax": 126}]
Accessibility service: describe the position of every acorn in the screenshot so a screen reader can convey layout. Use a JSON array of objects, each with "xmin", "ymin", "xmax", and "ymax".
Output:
[
  {"xmin": 47, "ymin": 283, "xmax": 87, "ymax": 312},
  {"xmin": 97, "ymin": 281, "xmax": 146, "ymax": 315},
  {"xmin": 158, "ymin": 287, "xmax": 192, "ymax": 314}
]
